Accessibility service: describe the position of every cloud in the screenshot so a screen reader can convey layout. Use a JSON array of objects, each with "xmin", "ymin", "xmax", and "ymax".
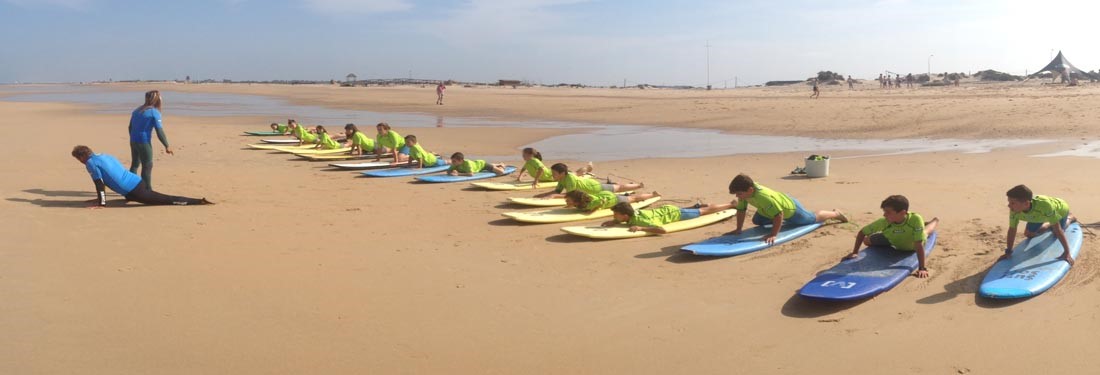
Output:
[
  {"xmin": 3, "ymin": 0, "xmax": 90, "ymax": 9},
  {"xmin": 301, "ymin": 0, "xmax": 412, "ymax": 14}
]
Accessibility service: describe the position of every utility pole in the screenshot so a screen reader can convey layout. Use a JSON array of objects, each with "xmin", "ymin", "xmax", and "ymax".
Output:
[
  {"xmin": 705, "ymin": 41, "xmax": 711, "ymax": 90},
  {"xmin": 927, "ymin": 54, "xmax": 934, "ymax": 80}
]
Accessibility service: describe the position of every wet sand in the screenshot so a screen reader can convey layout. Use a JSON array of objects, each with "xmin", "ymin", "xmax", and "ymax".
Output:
[{"xmin": 2, "ymin": 83, "xmax": 1099, "ymax": 374}]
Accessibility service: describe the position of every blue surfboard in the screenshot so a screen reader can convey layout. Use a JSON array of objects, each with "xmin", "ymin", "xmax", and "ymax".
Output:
[
  {"xmin": 415, "ymin": 166, "xmax": 516, "ymax": 183},
  {"xmin": 979, "ymin": 223, "xmax": 1082, "ymax": 299},
  {"xmin": 798, "ymin": 231, "xmax": 938, "ymax": 301},
  {"xmin": 362, "ymin": 160, "xmax": 449, "ymax": 177},
  {"xmin": 680, "ymin": 223, "xmax": 823, "ymax": 256}
]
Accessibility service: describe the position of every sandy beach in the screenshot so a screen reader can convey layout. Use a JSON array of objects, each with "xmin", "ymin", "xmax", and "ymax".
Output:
[{"xmin": 3, "ymin": 82, "xmax": 1100, "ymax": 374}]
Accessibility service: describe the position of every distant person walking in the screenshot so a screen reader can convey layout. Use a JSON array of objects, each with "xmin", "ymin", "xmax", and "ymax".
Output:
[
  {"xmin": 906, "ymin": 73, "xmax": 914, "ymax": 88},
  {"xmin": 128, "ymin": 90, "xmax": 173, "ymax": 190},
  {"xmin": 810, "ymin": 79, "xmax": 820, "ymax": 99},
  {"xmin": 847, "ymin": 75, "xmax": 854, "ymax": 90},
  {"xmin": 436, "ymin": 82, "xmax": 446, "ymax": 105}
]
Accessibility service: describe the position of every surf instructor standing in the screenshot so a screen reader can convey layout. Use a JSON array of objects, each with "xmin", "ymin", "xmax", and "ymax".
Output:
[{"xmin": 129, "ymin": 90, "xmax": 173, "ymax": 189}]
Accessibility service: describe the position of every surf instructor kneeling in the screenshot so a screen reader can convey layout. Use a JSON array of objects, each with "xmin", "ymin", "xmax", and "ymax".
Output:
[{"xmin": 71, "ymin": 145, "xmax": 212, "ymax": 208}]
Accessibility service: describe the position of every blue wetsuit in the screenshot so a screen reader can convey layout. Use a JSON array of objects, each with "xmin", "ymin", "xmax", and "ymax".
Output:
[
  {"xmin": 85, "ymin": 153, "xmax": 204, "ymax": 206},
  {"xmin": 128, "ymin": 107, "xmax": 170, "ymax": 189}
]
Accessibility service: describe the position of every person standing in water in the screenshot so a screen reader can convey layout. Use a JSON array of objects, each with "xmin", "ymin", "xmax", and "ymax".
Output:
[
  {"xmin": 128, "ymin": 90, "xmax": 173, "ymax": 189},
  {"xmin": 436, "ymin": 82, "xmax": 446, "ymax": 105}
]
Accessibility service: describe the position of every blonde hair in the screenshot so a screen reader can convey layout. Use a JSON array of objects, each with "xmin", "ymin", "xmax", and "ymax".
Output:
[{"xmin": 138, "ymin": 90, "xmax": 162, "ymax": 111}]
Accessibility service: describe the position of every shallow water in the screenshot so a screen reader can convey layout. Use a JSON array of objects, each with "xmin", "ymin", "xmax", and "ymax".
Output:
[{"xmin": 0, "ymin": 84, "xmax": 1066, "ymax": 161}]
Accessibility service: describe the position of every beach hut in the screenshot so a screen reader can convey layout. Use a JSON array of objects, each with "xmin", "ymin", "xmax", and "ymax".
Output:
[
  {"xmin": 1032, "ymin": 51, "xmax": 1089, "ymax": 83},
  {"xmin": 346, "ymin": 73, "xmax": 358, "ymax": 84}
]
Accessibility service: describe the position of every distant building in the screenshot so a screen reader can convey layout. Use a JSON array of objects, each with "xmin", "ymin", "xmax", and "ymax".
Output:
[{"xmin": 346, "ymin": 73, "xmax": 358, "ymax": 84}]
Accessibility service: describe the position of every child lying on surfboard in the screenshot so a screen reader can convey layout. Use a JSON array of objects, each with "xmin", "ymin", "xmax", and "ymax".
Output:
[
  {"xmin": 344, "ymin": 123, "xmax": 375, "ymax": 155},
  {"xmin": 1004, "ymin": 184, "xmax": 1077, "ymax": 266},
  {"xmin": 533, "ymin": 163, "xmax": 642, "ymax": 199},
  {"xmin": 515, "ymin": 147, "xmax": 594, "ymax": 189},
  {"xmin": 270, "ymin": 122, "xmax": 289, "ymax": 134},
  {"xmin": 313, "ymin": 125, "xmax": 341, "ymax": 150},
  {"xmin": 403, "ymin": 135, "xmax": 443, "ymax": 168},
  {"xmin": 564, "ymin": 190, "xmax": 660, "ymax": 214},
  {"xmin": 727, "ymin": 173, "xmax": 847, "ymax": 245},
  {"xmin": 844, "ymin": 195, "xmax": 939, "ymax": 278},
  {"xmin": 602, "ymin": 201, "xmax": 735, "ymax": 234},
  {"xmin": 447, "ymin": 152, "xmax": 507, "ymax": 176},
  {"xmin": 288, "ymin": 119, "xmax": 318, "ymax": 146}
]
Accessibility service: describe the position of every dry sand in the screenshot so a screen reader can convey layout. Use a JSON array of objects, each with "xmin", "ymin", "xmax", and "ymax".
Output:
[{"xmin": 2, "ymin": 82, "xmax": 1099, "ymax": 374}]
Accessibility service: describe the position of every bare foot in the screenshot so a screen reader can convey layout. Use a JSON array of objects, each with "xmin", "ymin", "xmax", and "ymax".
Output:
[
  {"xmin": 652, "ymin": 191, "xmax": 661, "ymax": 197},
  {"xmin": 833, "ymin": 209, "xmax": 848, "ymax": 223}
]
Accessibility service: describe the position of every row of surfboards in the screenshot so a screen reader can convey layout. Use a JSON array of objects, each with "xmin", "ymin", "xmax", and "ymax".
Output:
[{"xmin": 246, "ymin": 133, "xmax": 1085, "ymax": 302}]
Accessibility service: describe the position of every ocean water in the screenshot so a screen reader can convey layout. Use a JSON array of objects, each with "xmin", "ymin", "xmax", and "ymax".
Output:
[{"xmin": 0, "ymin": 84, "xmax": 1059, "ymax": 161}]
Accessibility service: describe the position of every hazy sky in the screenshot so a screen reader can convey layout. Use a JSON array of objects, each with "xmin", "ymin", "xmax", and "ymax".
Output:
[{"xmin": 2, "ymin": 0, "xmax": 1098, "ymax": 86}]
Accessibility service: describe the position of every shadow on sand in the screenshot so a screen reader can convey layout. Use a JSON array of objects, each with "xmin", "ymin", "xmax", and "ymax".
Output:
[{"xmin": 780, "ymin": 293, "xmax": 869, "ymax": 318}]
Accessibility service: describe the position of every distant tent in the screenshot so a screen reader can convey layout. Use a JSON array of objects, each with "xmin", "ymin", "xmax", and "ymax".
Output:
[{"xmin": 1032, "ymin": 51, "xmax": 1090, "ymax": 82}]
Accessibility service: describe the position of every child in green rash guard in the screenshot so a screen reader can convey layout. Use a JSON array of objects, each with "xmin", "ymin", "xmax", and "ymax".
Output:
[
  {"xmin": 446, "ymin": 152, "xmax": 506, "ymax": 176},
  {"xmin": 515, "ymin": 147, "xmax": 594, "ymax": 189},
  {"xmin": 727, "ymin": 173, "xmax": 847, "ymax": 245},
  {"xmin": 314, "ymin": 125, "xmax": 341, "ymax": 149},
  {"xmin": 845, "ymin": 195, "xmax": 939, "ymax": 278},
  {"xmin": 602, "ymin": 201, "xmax": 736, "ymax": 234},
  {"xmin": 564, "ymin": 190, "xmax": 661, "ymax": 214},
  {"xmin": 1004, "ymin": 184, "xmax": 1077, "ymax": 265},
  {"xmin": 344, "ymin": 123, "xmax": 375, "ymax": 155},
  {"xmin": 270, "ymin": 122, "xmax": 289, "ymax": 134},
  {"xmin": 533, "ymin": 163, "xmax": 641, "ymax": 199},
  {"xmin": 403, "ymin": 135, "xmax": 440, "ymax": 168},
  {"xmin": 373, "ymin": 122, "xmax": 409, "ymax": 163},
  {"xmin": 289, "ymin": 120, "xmax": 318, "ymax": 145}
]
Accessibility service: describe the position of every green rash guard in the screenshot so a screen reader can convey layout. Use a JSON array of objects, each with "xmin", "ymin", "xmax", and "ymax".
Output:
[
  {"xmin": 293, "ymin": 126, "xmax": 317, "ymax": 143},
  {"xmin": 318, "ymin": 132, "xmax": 340, "ymax": 149},
  {"xmin": 450, "ymin": 159, "xmax": 487, "ymax": 174},
  {"xmin": 276, "ymin": 123, "xmax": 288, "ymax": 133},
  {"xmin": 408, "ymin": 143, "xmax": 437, "ymax": 166},
  {"xmin": 582, "ymin": 191, "xmax": 619, "ymax": 211},
  {"xmin": 377, "ymin": 130, "xmax": 405, "ymax": 151},
  {"xmin": 1010, "ymin": 195, "xmax": 1070, "ymax": 227},
  {"xmin": 861, "ymin": 212, "xmax": 927, "ymax": 251},
  {"xmin": 350, "ymin": 132, "xmax": 375, "ymax": 151},
  {"xmin": 554, "ymin": 173, "xmax": 602, "ymax": 194},
  {"xmin": 735, "ymin": 183, "xmax": 796, "ymax": 220},
  {"xmin": 627, "ymin": 205, "xmax": 682, "ymax": 227},
  {"xmin": 523, "ymin": 158, "xmax": 556, "ymax": 182}
]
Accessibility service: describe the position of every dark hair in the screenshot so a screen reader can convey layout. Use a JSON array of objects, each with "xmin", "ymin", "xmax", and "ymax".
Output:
[
  {"xmin": 728, "ymin": 174, "xmax": 755, "ymax": 193},
  {"xmin": 1007, "ymin": 185, "xmax": 1033, "ymax": 201},
  {"xmin": 550, "ymin": 163, "xmax": 568, "ymax": 174},
  {"xmin": 611, "ymin": 202, "xmax": 635, "ymax": 216},
  {"xmin": 880, "ymin": 195, "xmax": 909, "ymax": 212},
  {"xmin": 315, "ymin": 125, "xmax": 327, "ymax": 133},
  {"xmin": 523, "ymin": 147, "xmax": 543, "ymax": 161},
  {"xmin": 288, "ymin": 119, "xmax": 297, "ymax": 125},
  {"xmin": 405, "ymin": 134, "xmax": 417, "ymax": 143},
  {"xmin": 270, "ymin": 122, "xmax": 279, "ymax": 127},
  {"xmin": 345, "ymin": 123, "xmax": 359, "ymax": 134},
  {"xmin": 450, "ymin": 152, "xmax": 465, "ymax": 161},
  {"xmin": 565, "ymin": 190, "xmax": 591, "ymax": 207},
  {"xmin": 71, "ymin": 145, "xmax": 93, "ymax": 159},
  {"xmin": 376, "ymin": 122, "xmax": 391, "ymax": 130}
]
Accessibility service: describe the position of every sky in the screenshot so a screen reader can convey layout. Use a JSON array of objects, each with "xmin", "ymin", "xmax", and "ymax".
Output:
[{"xmin": 2, "ymin": 0, "xmax": 1099, "ymax": 86}]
